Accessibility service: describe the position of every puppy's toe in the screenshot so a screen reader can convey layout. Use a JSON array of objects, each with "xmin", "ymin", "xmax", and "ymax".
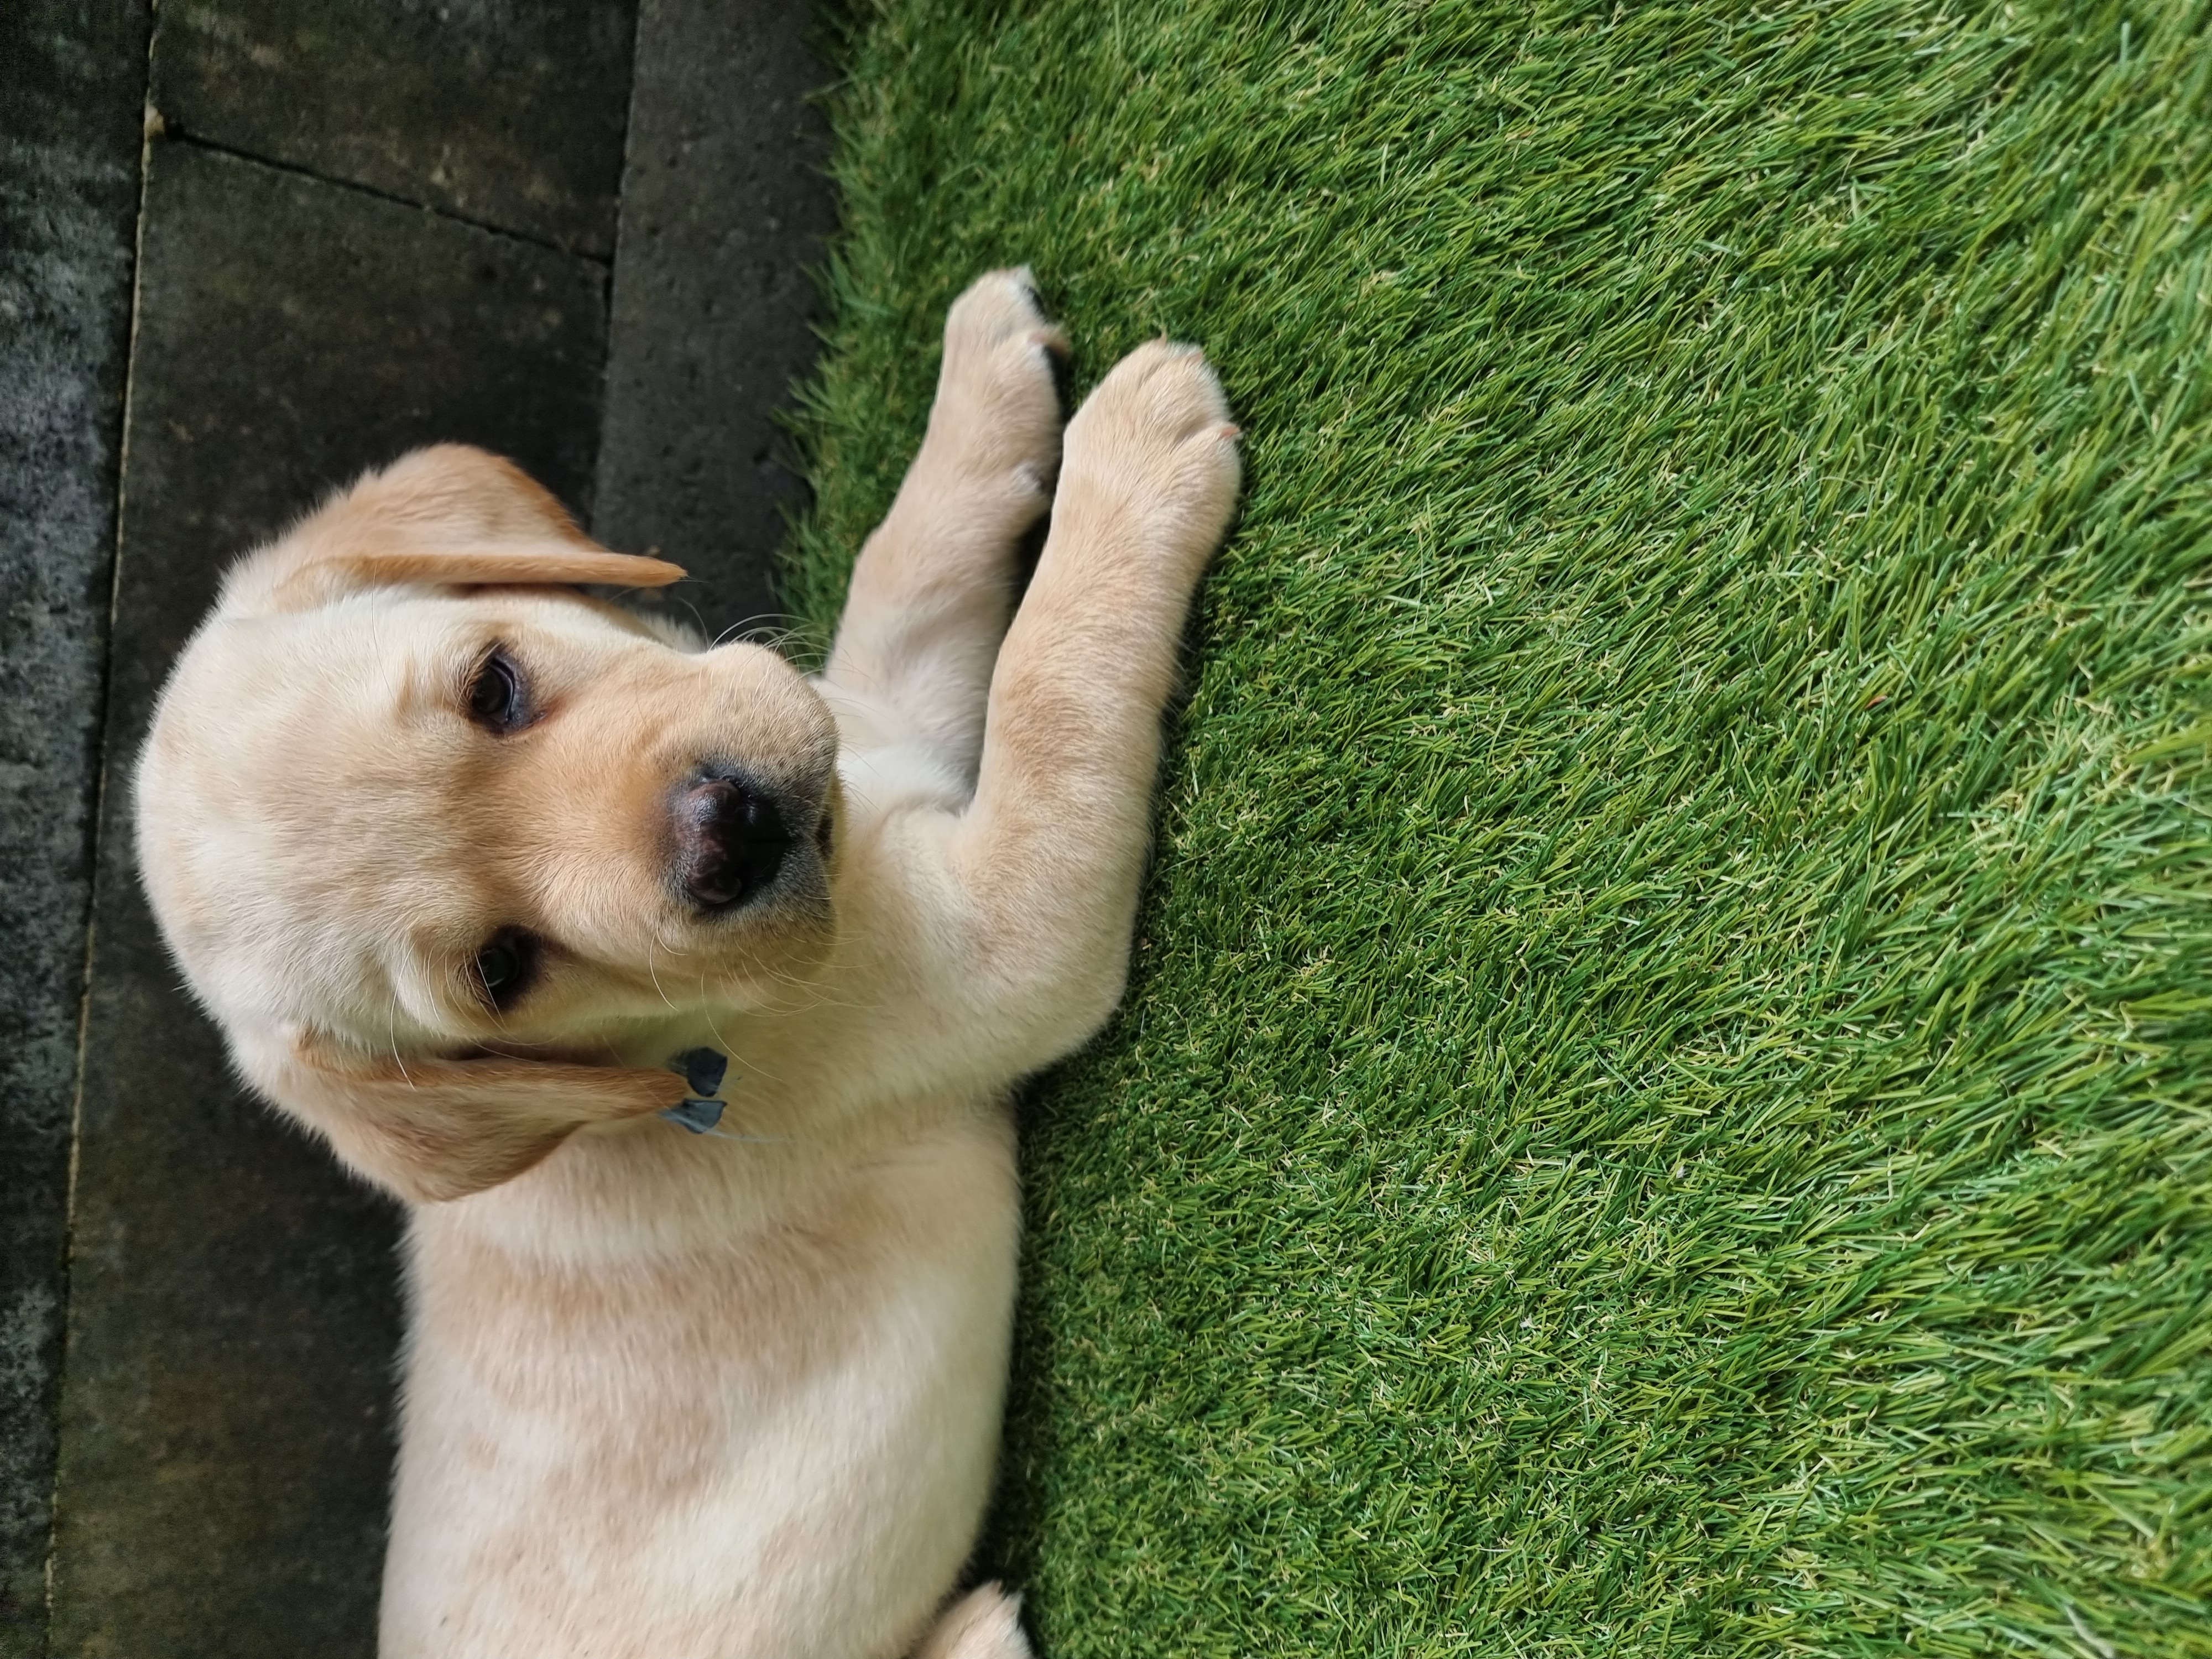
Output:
[
  {"xmin": 1062, "ymin": 341, "xmax": 1243, "ymax": 568},
  {"xmin": 945, "ymin": 268, "xmax": 1057, "ymax": 355},
  {"xmin": 938, "ymin": 269, "xmax": 1067, "ymax": 492},
  {"xmin": 912, "ymin": 1582, "xmax": 1033, "ymax": 1659}
]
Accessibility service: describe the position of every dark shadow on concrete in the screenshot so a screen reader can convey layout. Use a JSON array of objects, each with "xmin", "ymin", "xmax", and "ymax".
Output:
[
  {"xmin": 0, "ymin": 7, "xmax": 152, "ymax": 1655},
  {"xmin": 594, "ymin": 0, "xmax": 834, "ymax": 644}
]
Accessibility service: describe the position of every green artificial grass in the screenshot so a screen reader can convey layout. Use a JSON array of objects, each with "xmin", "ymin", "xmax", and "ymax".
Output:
[{"xmin": 777, "ymin": 1, "xmax": 2212, "ymax": 1651}]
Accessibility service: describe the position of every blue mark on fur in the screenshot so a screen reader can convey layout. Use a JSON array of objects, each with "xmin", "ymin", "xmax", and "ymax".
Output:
[
  {"xmin": 662, "ymin": 1095, "xmax": 726, "ymax": 1134},
  {"xmin": 674, "ymin": 1047, "xmax": 728, "ymax": 1097},
  {"xmin": 662, "ymin": 1048, "xmax": 730, "ymax": 1133}
]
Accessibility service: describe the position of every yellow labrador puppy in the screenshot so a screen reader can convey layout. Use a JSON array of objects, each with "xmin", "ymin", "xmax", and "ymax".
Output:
[{"xmin": 133, "ymin": 271, "xmax": 1238, "ymax": 1658}]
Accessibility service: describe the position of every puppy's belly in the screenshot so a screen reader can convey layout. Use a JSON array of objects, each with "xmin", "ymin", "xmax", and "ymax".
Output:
[{"xmin": 379, "ymin": 1112, "xmax": 1019, "ymax": 1659}]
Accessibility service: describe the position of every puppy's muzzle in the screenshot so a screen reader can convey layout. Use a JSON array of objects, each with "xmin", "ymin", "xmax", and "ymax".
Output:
[{"xmin": 675, "ymin": 770, "xmax": 795, "ymax": 911}]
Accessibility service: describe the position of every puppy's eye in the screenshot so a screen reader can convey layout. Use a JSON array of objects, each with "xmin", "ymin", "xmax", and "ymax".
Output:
[
  {"xmin": 466, "ymin": 648, "xmax": 533, "ymax": 734},
  {"xmin": 472, "ymin": 927, "xmax": 541, "ymax": 1010}
]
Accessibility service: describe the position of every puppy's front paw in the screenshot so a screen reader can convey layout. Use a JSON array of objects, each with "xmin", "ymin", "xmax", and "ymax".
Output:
[
  {"xmin": 1061, "ymin": 340, "xmax": 1242, "ymax": 578},
  {"xmin": 932, "ymin": 268, "xmax": 1067, "ymax": 512}
]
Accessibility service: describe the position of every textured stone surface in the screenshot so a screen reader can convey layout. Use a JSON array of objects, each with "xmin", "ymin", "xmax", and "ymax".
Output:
[
  {"xmin": 593, "ymin": 0, "xmax": 832, "ymax": 642},
  {"xmin": 45, "ymin": 139, "xmax": 608, "ymax": 1659},
  {"xmin": 0, "ymin": 6, "xmax": 151, "ymax": 1655},
  {"xmin": 150, "ymin": 0, "xmax": 637, "ymax": 255}
]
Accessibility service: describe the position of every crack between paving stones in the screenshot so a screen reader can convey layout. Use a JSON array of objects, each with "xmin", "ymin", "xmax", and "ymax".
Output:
[
  {"xmin": 155, "ymin": 126, "xmax": 614, "ymax": 265},
  {"xmin": 45, "ymin": 38, "xmax": 161, "ymax": 1646}
]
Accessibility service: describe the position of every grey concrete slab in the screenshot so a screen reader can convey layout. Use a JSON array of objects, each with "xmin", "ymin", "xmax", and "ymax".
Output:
[
  {"xmin": 593, "ymin": 0, "xmax": 833, "ymax": 642},
  {"xmin": 0, "ymin": 6, "xmax": 151, "ymax": 1655},
  {"xmin": 149, "ymin": 0, "xmax": 637, "ymax": 255},
  {"xmin": 46, "ymin": 138, "xmax": 608, "ymax": 1659}
]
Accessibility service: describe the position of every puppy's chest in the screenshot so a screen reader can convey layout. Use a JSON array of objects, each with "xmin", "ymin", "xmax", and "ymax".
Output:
[
  {"xmin": 408, "ymin": 1101, "xmax": 1020, "ymax": 1413},
  {"xmin": 415, "ymin": 1225, "xmax": 900, "ymax": 1448},
  {"xmin": 395, "ymin": 1113, "xmax": 1021, "ymax": 1592}
]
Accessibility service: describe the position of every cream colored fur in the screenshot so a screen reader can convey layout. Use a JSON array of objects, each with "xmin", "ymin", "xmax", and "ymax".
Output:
[{"xmin": 132, "ymin": 270, "xmax": 1240, "ymax": 1657}]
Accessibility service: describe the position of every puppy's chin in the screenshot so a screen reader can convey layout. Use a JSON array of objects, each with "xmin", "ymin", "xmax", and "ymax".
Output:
[
  {"xmin": 706, "ymin": 927, "xmax": 837, "ymax": 1008},
  {"xmin": 687, "ymin": 858, "xmax": 837, "ymax": 967},
  {"xmin": 632, "ymin": 905, "xmax": 837, "ymax": 1018}
]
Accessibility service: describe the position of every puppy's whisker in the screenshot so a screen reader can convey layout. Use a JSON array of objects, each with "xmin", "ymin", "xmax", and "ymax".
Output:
[
  {"xmin": 698, "ymin": 988, "xmax": 791, "ymax": 1072},
  {"xmin": 709, "ymin": 612, "xmax": 805, "ymax": 653},
  {"xmin": 732, "ymin": 610, "xmax": 804, "ymax": 639},
  {"xmin": 669, "ymin": 593, "xmax": 710, "ymax": 640},
  {"xmin": 389, "ymin": 1008, "xmax": 415, "ymax": 1089},
  {"xmin": 693, "ymin": 1010, "xmax": 794, "ymax": 1089},
  {"xmin": 701, "ymin": 1006, "xmax": 733, "ymax": 1050},
  {"xmin": 646, "ymin": 939, "xmax": 679, "ymax": 1012}
]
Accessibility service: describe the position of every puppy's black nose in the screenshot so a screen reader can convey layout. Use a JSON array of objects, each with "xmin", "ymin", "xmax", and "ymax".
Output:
[{"xmin": 675, "ymin": 772, "xmax": 793, "ymax": 910}]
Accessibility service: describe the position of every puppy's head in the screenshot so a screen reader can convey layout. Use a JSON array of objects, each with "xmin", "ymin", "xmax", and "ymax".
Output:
[{"xmin": 135, "ymin": 445, "xmax": 841, "ymax": 1203}]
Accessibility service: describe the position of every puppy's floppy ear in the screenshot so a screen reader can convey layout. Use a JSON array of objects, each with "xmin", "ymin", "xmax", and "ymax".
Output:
[
  {"xmin": 220, "ymin": 444, "xmax": 686, "ymax": 617},
  {"xmin": 246, "ymin": 1029, "xmax": 692, "ymax": 1204}
]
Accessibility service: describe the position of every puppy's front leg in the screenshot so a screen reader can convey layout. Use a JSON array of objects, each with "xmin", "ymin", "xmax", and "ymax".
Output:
[
  {"xmin": 948, "ymin": 342, "xmax": 1240, "ymax": 1066},
  {"xmin": 823, "ymin": 271, "xmax": 1065, "ymax": 782}
]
